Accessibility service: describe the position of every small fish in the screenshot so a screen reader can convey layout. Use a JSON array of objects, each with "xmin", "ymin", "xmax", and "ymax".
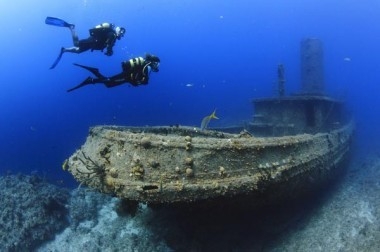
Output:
[
  {"xmin": 185, "ymin": 83, "xmax": 194, "ymax": 87},
  {"xmin": 201, "ymin": 109, "xmax": 219, "ymax": 130},
  {"xmin": 62, "ymin": 159, "xmax": 69, "ymax": 170},
  {"xmin": 343, "ymin": 57, "xmax": 351, "ymax": 62}
]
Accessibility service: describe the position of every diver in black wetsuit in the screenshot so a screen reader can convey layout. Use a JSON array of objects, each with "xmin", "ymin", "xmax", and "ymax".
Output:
[
  {"xmin": 67, "ymin": 54, "xmax": 160, "ymax": 92},
  {"xmin": 63, "ymin": 22, "xmax": 125, "ymax": 56},
  {"xmin": 45, "ymin": 17, "xmax": 126, "ymax": 69}
]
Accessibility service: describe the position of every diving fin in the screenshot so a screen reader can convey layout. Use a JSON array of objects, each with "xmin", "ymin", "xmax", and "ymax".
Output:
[
  {"xmin": 73, "ymin": 63, "xmax": 105, "ymax": 78},
  {"xmin": 67, "ymin": 77, "xmax": 94, "ymax": 92},
  {"xmin": 49, "ymin": 48, "xmax": 64, "ymax": 69},
  {"xmin": 45, "ymin": 17, "xmax": 74, "ymax": 28}
]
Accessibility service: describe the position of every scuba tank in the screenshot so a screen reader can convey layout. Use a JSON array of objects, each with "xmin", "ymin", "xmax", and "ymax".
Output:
[{"xmin": 89, "ymin": 22, "xmax": 114, "ymax": 37}]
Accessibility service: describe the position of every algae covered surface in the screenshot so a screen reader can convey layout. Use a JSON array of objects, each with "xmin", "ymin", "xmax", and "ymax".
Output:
[{"xmin": 65, "ymin": 123, "xmax": 353, "ymax": 207}]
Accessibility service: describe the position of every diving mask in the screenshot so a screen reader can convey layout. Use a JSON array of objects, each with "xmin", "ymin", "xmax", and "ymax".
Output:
[{"xmin": 150, "ymin": 61, "xmax": 160, "ymax": 72}]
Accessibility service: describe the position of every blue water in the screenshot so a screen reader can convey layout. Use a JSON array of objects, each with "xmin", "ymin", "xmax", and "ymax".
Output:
[{"xmin": 1, "ymin": 0, "xmax": 379, "ymax": 187}]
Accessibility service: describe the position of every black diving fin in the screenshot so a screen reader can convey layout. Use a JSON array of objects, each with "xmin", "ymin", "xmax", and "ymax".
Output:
[
  {"xmin": 73, "ymin": 63, "xmax": 105, "ymax": 78},
  {"xmin": 67, "ymin": 64, "xmax": 106, "ymax": 92},
  {"xmin": 45, "ymin": 17, "xmax": 74, "ymax": 28},
  {"xmin": 67, "ymin": 77, "xmax": 94, "ymax": 92}
]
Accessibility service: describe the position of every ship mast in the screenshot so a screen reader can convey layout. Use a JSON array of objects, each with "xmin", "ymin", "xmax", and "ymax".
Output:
[
  {"xmin": 300, "ymin": 38, "xmax": 324, "ymax": 95},
  {"xmin": 277, "ymin": 64, "xmax": 285, "ymax": 97}
]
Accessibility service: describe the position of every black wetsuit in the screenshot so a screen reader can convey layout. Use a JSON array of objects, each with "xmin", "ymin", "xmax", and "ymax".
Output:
[
  {"xmin": 67, "ymin": 57, "xmax": 152, "ymax": 92},
  {"xmin": 77, "ymin": 27, "xmax": 117, "ymax": 54}
]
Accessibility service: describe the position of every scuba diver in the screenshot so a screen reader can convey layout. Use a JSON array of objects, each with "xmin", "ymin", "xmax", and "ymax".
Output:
[
  {"xmin": 45, "ymin": 17, "xmax": 126, "ymax": 69},
  {"xmin": 67, "ymin": 54, "xmax": 160, "ymax": 92}
]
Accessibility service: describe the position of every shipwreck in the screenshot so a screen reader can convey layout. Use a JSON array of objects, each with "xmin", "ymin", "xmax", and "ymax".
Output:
[{"xmin": 64, "ymin": 38, "xmax": 354, "ymax": 209}]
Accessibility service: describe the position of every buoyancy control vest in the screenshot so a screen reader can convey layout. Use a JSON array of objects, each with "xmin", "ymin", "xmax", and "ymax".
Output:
[
  {"xmin": 88, "ymin": 23, "xmax": 116, "ymax": 50},
  {"xmin": 89, "ymin": 23, "xmax": 114, "ymax": 36},
  {"xmin": 122, "ymin": 57, "xmax": 149, "ymax": 85}
]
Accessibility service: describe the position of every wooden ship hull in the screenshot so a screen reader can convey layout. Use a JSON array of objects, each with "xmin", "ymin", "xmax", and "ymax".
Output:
[{"xmin": 64, "ymin": 38, "xmax": 354, "ymax": 209}]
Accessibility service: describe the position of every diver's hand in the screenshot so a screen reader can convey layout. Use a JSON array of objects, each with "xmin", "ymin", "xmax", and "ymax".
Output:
[{"xmin": 105, "ymin": 50, "xmax": 113, "ymax": 56}]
